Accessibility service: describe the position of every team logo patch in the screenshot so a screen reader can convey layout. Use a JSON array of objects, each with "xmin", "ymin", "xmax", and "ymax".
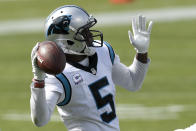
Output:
[{"xmin": 72, "ymin": 73, "xmax": 83, "ymax": 85}]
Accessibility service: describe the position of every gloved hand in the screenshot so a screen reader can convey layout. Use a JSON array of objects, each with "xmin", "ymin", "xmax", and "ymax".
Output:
[
  {"xmin": 128, "ymin": 15, "xmax": 153, "ymax": 53},
  {"xmin": 31, "ymin": 42, "xmax": 46, "ymax": 81}
]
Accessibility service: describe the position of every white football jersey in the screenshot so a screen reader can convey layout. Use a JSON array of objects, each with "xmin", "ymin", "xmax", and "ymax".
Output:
[{"xmin": 45, "ymin": 41, "xmax": 119, "ymax": 131}]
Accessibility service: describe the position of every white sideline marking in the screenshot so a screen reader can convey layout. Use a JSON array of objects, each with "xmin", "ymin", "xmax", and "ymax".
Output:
[
  {"xmin": 96, "ymin": 6, "xmax": 196, "ymax": 26},
  {"xmin": 0, "ymin": 18, "xmax": 45, "ymax": 35},
  {"xmin": 117, "ymin": 104, "xmax": 184, "ymax": 120},
  {"xmin": 2, "ymin": 113, "xmax": 61, "ymax": 122},
  {"xmin": 0, "ymin": 6, "xmax": 196, "ymax": 35},
  {"xmin": 0, "ymin": 104, "xmax": 185, "ymax": 121}
]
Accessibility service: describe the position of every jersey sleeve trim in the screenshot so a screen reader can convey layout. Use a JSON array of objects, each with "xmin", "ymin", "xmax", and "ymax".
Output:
[
  {"xmin": 103, "ymin": 41, "xmax": 115, "ymax": 65},
  {"xmin": 55, "ymin": 73, "xmax": 72, "ymax": 106}
]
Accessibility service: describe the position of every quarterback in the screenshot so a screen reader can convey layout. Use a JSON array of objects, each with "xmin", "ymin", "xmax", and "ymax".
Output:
[{"xmin": 30, "ymin": 5, "xmax": 153, "ymax": 131}]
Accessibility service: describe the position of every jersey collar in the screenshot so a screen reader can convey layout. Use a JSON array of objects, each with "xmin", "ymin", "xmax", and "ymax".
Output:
[{"xmin": 67, "ymin": 53, "xmax": 98, "ymax": 75}]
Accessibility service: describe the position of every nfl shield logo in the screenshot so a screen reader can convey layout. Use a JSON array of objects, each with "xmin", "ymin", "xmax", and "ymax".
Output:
[{"xmin": 72, "ymin": 73, "xmax": 83, "ymax": 85}]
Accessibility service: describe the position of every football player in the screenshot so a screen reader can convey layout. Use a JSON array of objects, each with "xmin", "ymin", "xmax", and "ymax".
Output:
[{"xmin": 30, "ymin": 5, "xmax": 153, "ymax": 131}]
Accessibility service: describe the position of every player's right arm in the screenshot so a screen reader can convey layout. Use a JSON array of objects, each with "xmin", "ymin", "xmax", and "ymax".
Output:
[
  {"xmin": 30, "ymin": 84, "xmax": 60, "ymax": 127},
  {"xmin": 30, "ymin": 43, "xmax": 62, "ymax": 127}
]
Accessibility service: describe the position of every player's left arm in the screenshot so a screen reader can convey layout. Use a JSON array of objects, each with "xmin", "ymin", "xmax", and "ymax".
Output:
[
  {"xmin": 112, "ymin": 15, "xmax": 153, "ymax": 91},
  {"xmin": 128, "ymin": 15, "xmax": 153, "ymax": 63}
]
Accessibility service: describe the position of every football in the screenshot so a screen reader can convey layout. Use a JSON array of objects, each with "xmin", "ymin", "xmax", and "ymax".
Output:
[{"xmin": 36, "ymin": 41, "xmax": 66, "ymax": 75}]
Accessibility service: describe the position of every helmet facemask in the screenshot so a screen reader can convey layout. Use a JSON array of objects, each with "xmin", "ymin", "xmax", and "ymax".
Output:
[{"xmin": 73, "ymin": 16, "xmax": 103, "ymax": 48}]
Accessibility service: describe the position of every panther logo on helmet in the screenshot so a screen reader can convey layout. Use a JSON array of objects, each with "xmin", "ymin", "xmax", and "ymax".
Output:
[{"xmin": 47, "ymin": 15, "xmax": 72, "ymax": 36}]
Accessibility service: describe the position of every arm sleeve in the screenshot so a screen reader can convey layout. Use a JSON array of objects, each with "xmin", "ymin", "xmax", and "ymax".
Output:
[
  {"xmin": 30, "ymin": 75, "xmax": 64, "ymax": 127},
  {"xmin": 112, "ymin": 54, "xmax": 150, "ymax": 91}
]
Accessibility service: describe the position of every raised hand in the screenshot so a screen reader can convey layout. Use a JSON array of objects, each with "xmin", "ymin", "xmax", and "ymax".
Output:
[{"xmin": 128, "ymin": 15, "xmax": 153, "ymax": 53}]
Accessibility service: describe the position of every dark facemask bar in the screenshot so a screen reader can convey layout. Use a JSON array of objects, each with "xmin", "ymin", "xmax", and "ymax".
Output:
[{"xmin": 73, "ymin": 18, "xmax": 103, "ymax": 47}]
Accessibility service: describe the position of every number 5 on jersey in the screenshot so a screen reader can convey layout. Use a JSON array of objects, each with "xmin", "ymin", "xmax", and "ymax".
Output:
[{"xmin": 88, "ymin": 77, "xmax": 116, "ymax": 123}]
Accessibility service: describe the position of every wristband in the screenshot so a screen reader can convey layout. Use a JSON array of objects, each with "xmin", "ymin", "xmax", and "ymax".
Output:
[
  {"xmin": 32, "ymin": 79, "xmax": 45, "ymax": 88},
  {"xmin": 136, "ymin": 53, "xmax": 148, "ymax": 64}
]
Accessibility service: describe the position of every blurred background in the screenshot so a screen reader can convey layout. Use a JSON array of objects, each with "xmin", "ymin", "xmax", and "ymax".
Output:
[{"xmin": 0, "ymin": 0, "xmax": 196, "ymax": 131}]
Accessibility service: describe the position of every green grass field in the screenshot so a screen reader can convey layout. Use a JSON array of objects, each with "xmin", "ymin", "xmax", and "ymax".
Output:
[{"xmin": 0, "ymin": 0, "xmax": 196, "ymax": 131}]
